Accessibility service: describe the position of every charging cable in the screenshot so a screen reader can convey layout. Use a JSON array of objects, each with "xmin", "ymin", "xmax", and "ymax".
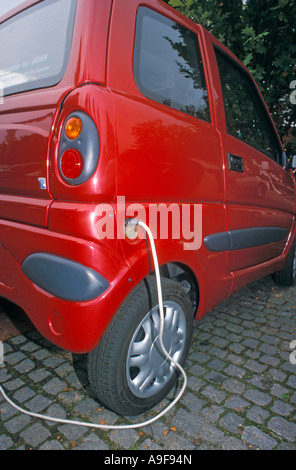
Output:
[{"xmin": 0, "ymin": 219, "xmax": 187, "ymax": 430}]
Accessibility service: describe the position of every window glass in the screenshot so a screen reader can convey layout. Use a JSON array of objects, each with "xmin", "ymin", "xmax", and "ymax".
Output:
[
  {"xmin": 215, "ymin": 49, "xmax": 281, "ymax": 163},
  {"xmin": 0, "ymin": 0, "xmax": 77, "ymax": 96},
  {"xmin": 134, "ymin": 7, "xmax": 210, "ymax": 122}
]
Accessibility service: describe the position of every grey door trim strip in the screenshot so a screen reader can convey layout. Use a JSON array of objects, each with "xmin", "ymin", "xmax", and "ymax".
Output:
[{"xmin": 204, "ymin": 227, "xmax": 289, "ymax": 252}]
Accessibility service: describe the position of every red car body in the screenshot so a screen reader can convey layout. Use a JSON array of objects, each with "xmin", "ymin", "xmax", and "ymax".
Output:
[{"xmin": 0, "ymin": 0, "xmax": 295, "ymax": 356}]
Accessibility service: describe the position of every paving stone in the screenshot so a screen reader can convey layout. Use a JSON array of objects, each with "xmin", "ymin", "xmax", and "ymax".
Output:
[
  {"xmin": 204, "ymin": 370, "xmax": 226, "ymax": 385},
  {"xmin": 173, "ymin": 408, "xmax": 204, "ymax": 437},
  {"xmin": 248, "ymin": 374, "xmax": 268, "ymax": 390},
  {"xmin": 73, "ymin": 397, "xmax": 99, "ymax": 416},
  {"xmin": 43, "ymin": 356, "xmax": 65, "ymax": 368},
  {"xmin": 229, "ymin": 343, "xmax": 245, "ymax": 354},
  {"xmin": 20, "ymin": 341, "xmax": 40, "ymax": 352},
  {"xmin": 268, "ymin": 417, "xmax": 296, "ymax": 441},
  {"xmin": 20, "ymin": 422, "xmax": 51, "ymax": 447},
  {"xmin": 209, "ymin": 336, "xmax": 229, "ymax": 349},
  {"xmin": 58, "ymin": 423, "xmax": 88, "ymax": 441},
  {"xmin": 181, "ymin": 392, "xmax": 206, "ymax": 413},
  {"xmin": 271, "ymin": 383, "xmax": 290, "ymax": 399},
  {"xmin": 201, "ymin": 405, "xmax": 224, "ymax": 423},
  {"xmin": 247, "ymin": 406, "xmax": 269, "ymax": 424},
  {"xmin": 201, "ymin": 385, "xmax": 226, "ymax": 404},
  {"xmin": 0, "ymin": 435, "xmax": 13, "ymax": 450},
  {"xmin": 138, "ymin": 439, "xmax": 163, "ymax": 450},
  {"xmin": 5, "ymin": 414, "xmax": 32, "ymax": 433},
  {"xmin": 259, "ymin": 343, "xmax": 278, "ymax": 356},
  {"xmin": 268, "ymin": 368, "xmax": 286, "ymax": 382},
  {"xmin": 14, "ymin": 358, "xmax": 35, "ymax": 373},
  {"xmin": 245, "ymin": 349, "xmax": 260, "ymax": 360},
  {"xmin": 75, "ymin": 433, "xmax": 109, "ymax": 450},
  {"xmin": 207, "ymin": 358, "xmax": 226, "ymax": 371},
  {"xmin": 0, "ymin": 400, "xmax": 18, "ymax": 421},
  {"xmin": 109, "ymin": 428, "xmax": 140, "ymax": 449},
  {"xmin": 28, "ymin": 369, "xmax": 51, "ymax": 383},
  {"xmin": 244, "ymin": 359, "xmax": 267, "ymax": 373},
  {"xmin": 271, "ymin": 400, "xmax": 294, "ymax": 417},
  {"xmin": 43, "ymin": 378, "xmax": 67, "ymax": 395},
  {"xmin": 45, "ymin": 403, "xmax": 67, "ymax": 425},
  {"xmin": 222, "ymin": 378, "xmax": 245, "ymax": 394},
  {"xmin": 3, "ymin": 378, "xmax": 24, "ymax": 391},
  {"xmin": 219, "ymin": 412, "xmax": 244, "ymax": 434},
  {"xmin": 162, "ymin": 431, "xmax": 195, "ymax": 450},
  {"xmin": 290, "ymin": 392, "xmax": 296, "ymax": 404},
  {"xmin": 5, "ymin": 352, "xmax": 26, "ymax": 365},
  {"xmin": 197, "ymin": 422, "xmax": 225, "ymax": 445},
  {"xmin": 220, "ymin": 436, "xmax": 248, "ymax": 450},
  {"xmin": 190, "ymin": 351, "xmax": 210, "ymax": 363},
  {"xmin": 13, "ymin": 387, "xmax": 35, "ymax": 404},
  {"xmin": 242, "ymin": 426, "xmax": 277, "ymax": 450},
  {"xmin": 224, "ymin": 395, "xmax": 250, "ymax": 412},
  {"xmin": 287, "ymin": 375, "xmax": 296, "ymax": 388},
  {"xmin": 243, "ymin": 389, "xmax": 272, "ymax": 406},
  {"xmin": 261, "ymin": 335, "xmax": 280, "ymax": 346},
  {"xmin": 226, "ymin": 353, "xmax": 245, "ymax": 365},
  {"xmin": 189, "ymin": 364, "xmax": 207, "ymax": 376},
  {"xmin": 39, "ymin": 440, "xmax": 65, "ymax": 450},
  {"xmin": 242, "ymin": 338, "xmax": 259, "ymax": 349},
  {"xmin": 25, "ymin": 394, "xmax": 52, "ymax": 413},
  {"xmin": 224, "ymin": 364, "xmax": 246, "ymax": 379},
  {"xmin": 186, "ymin": 376, "xmax": 205, "ymax": 392}
]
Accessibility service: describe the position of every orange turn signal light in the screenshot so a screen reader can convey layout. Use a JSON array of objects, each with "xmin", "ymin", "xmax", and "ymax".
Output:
[{"xmin": 65, "ymin": 117, "xmax": 83, "ymax": 140}]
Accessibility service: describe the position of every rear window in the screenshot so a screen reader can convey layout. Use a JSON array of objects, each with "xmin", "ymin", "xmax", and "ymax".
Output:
[
  {"xmin": 0, "ymin": 0, "xmax": 77, "ymax": 96},
  {"xmin": 134, "ymin": 7, "xmax": 210, "ymax": 122}
]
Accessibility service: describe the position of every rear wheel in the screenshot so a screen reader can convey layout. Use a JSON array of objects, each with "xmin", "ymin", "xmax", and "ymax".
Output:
[
  {"xmin": 272, "ymin": 238, "xmax": 296, "ymax": 287},
  {"xmin": 87, "ymin": 276, "xmax": 193, "ymax": 416}
]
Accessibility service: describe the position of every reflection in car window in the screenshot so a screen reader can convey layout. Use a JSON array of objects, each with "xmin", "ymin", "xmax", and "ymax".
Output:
[
  {"xmin": 0, "ymin": 0, "xmax": 77, "ymax": 96},
  {"xmin": 215, "ymin": 48, "xmax": 281, "ymax": 163},
  {"xmin": 134, "ymin": 7, "xmax": 210, "ymax": 122}
]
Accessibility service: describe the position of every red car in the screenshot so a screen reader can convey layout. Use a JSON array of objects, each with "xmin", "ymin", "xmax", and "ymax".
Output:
[{"xmin": 0, "ymin": 0, "xmax": 295, "ymax": 415}]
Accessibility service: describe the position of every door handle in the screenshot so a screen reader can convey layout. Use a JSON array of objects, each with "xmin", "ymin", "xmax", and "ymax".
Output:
[{"xmin": 228, "ymin": 154, "xmax": 244, "ymax": 173}]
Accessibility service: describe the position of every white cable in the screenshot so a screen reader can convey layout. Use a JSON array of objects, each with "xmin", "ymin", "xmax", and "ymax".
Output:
[{"xmin": 0, "ymin": 220, "xmax": 187, "ymax": 430}]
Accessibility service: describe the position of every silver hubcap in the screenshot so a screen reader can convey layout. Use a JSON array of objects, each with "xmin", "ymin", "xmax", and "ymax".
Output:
[{"xmin": 126, "ymin": 301, "xmax": 187, "ymax": 398}]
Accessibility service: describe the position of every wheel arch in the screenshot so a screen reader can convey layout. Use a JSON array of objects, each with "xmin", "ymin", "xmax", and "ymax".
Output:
[{"xmin": 159, "ymin": 262, "xmax": 200, "ymax": 317}]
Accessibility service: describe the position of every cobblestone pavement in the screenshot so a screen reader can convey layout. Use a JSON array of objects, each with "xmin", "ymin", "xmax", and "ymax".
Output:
[{"xmin": 0, "ymin": 276, "xmax": 296, "ymax": 451}]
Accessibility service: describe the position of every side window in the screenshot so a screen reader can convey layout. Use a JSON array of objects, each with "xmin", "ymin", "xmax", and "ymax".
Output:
[
  {"xmin": 134, "ymin": 7, "xmax": 210, "ymax": 122},
  {"xmin": 0, "ymin": 0, "xmax": 77, "ymax": 96},
  {"xmin": 215, "ymin": 48, "xmax": 282, "ymax": 164}
]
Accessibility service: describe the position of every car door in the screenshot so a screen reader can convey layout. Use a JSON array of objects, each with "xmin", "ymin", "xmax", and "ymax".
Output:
[{"xmin": 207, "ymin": 40, "xmax": 295, "ymax": 272}]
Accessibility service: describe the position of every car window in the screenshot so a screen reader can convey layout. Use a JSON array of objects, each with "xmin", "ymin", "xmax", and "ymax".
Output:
[
  {"xmin": 134, "ymin": 7, "xmax": 210, "ymax": 122},
  {"xmin": 215, "ymin": 48, "xmax": 282, "ymax": 164},
  {"xmin": 0, "ymin": 0, "xmax": 77, "ymax": 96}
]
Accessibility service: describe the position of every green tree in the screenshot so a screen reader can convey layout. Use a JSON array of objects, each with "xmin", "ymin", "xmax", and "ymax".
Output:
[{"xmin": 163, "ymin": 0, "xmax": 296, "ymax": 156}]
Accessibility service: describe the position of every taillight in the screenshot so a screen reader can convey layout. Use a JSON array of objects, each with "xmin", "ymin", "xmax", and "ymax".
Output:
[
  {"xmin": 58, "ymin": 111, "xmax": 100, "ymax": 186},
  {"xmin": 60, "ymin": 148, "xmax": 84, "ymax": 180}
]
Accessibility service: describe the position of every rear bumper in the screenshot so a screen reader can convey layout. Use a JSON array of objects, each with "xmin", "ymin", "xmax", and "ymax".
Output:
[{"xmin": 0, "ymin": 221, "xmax": 134, "ymax": 353}]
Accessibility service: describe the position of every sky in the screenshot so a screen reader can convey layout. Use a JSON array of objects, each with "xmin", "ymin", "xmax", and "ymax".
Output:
[{"xmin": 0, "ymin": 0, "xmax": 24, "ymax": 17}]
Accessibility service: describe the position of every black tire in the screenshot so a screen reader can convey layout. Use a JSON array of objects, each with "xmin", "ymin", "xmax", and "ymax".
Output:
[
  {"xmin": 87, "ymin": 276, "xmax": 193, "ymax": 416},
  {"xmin": 272, "ymin": 238, "xmax": 296, "ymax": 287}
]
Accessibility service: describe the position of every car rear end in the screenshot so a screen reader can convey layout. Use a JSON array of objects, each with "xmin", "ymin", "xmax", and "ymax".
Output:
[{"xmin": 0, "ymin": 0, "xmax": 134, "ymax": 353}]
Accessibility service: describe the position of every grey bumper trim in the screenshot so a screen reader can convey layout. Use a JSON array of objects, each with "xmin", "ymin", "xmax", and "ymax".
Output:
[{"xmin": 22, "ymin": 253, "xmax": 109, "ymax": 302}]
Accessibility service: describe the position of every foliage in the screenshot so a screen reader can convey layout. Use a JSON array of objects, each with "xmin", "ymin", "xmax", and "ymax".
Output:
[{"xmin": 163, "ymin": 0, "xmax": 296, "ymax": 155}]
